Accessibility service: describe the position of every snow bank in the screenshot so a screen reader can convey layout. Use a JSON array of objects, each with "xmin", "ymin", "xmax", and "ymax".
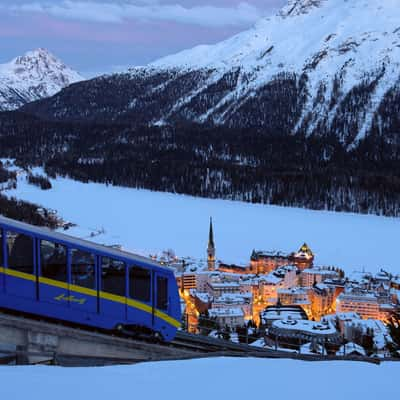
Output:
[{"xmin": 0, "ymin": 357, "xmax": 398, "ymax": 400}]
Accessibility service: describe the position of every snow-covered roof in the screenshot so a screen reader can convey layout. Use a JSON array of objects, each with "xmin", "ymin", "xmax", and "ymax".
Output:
[
  {"xmin": 344, "ymin": 319, "xmax": 391, "ymax": 350},
  {"xmin": 278, "ymin": 287, "xmax": 309, "ymax": 295},
  {"xmin": 300, "ymin": 342, "xmax": 327, "ymax": 356},
  {"xmin": 214, "ymin": 292, "xmax": 252, "ymax": 305},
  {"xmin": 208, "ymin": 281, "xmax": 240, "ymax": 289},
  {"xmin": 193, "ymin": 291, "xmax": 212, "ymax": 303},
  {"xmin": 261, "ymin": 305, "xmax": 308, "ymax": 322},
  {"xmin": 272, "ymin": 319, "xmax": 338, "ymax": 336},
  {"xmin": 302, "ymin": 267, "xmax": 338, "ymax": 276},
  {"xmin": 336, "ymin": 342, "xmax": 366, "ymax": 357},
  {"xmin": 209, "ymin": 308, "xmax": 244, "ymax": 318},
  {"xmin": 338, "ymin": 290, "xmax": 378, "ymax": 303}
]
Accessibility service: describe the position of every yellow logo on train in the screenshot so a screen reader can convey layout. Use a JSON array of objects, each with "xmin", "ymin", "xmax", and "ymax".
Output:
[{"xmin": 54, "ymin": 293, "xmax": 87, "ymax": 305}]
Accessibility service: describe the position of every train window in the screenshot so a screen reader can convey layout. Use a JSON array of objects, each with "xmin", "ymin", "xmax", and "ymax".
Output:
[
  {"xmin": 71, "ymin": 249, "xmax": 95, "ymax": 290},
  {"xmin": 156, "ymin": 276, "xmax": 168, "ymax": 311},
  {"xmin": 40, "ymin": 240, "xmax": 67, "ymax": 283},
  {"xmin": 129, "ymin": 266, "xmax": 151, "ymax": 303},
  {"xmin": 6, "ymin": 231, "xmax": 34, "ymax": 275},
  {"xmin": 101, "ymin": 257, "xmax": 126, "ymax": 297}
]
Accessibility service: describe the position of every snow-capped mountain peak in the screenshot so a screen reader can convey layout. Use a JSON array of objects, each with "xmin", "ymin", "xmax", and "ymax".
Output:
[
  {"xmin": 0, "ymin": 48, "xmax": 83, "ymax": 111},
  {"xmin": 18, "ymin": 0, "xmax": 400, "ymax": 150},
  {"xmin": 144, "ymin": 0, "xmax": 400, "ymax": 145},
  {"xmin": 279, "ymin": 0, "xmax": 326, "ymax": 17}
]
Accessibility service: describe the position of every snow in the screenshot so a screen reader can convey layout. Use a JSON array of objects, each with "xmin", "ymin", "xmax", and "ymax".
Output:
[
  {"xmin": 337, "ymin": 342, "xmax": 367, "ymax": 356},
  {"xmin": 144, "ymin": 0, "xmax": 400, "ymax": 140},
  {"xmin": 0, "ymin": 358, "xmax": 398, "ymax": 399},
  {"xmin": 0, "ymin": 48, "xmax": 83, "ymax": 111},
  {"xmin": 4, "ymin": 173, "xmax": 400, "ymax": 276},
  {"xmin": 272, "ymin": 319, "xmax": 337, "ymax": 335},
  {"xmin": 209, "ymin": 308, "xmax": 244, "ymax": 318}
]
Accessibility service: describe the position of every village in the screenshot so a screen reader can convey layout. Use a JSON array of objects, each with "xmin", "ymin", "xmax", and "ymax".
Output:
[{"xmin": 156, "ymin": 219, "xmax": 400, "ymax": 358}]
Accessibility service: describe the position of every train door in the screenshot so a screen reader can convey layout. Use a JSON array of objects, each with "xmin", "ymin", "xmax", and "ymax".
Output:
[
  {"xmin": 38, "ymin": 238, "xmax": 70, "ymax": 308},
  {"xmin": 0, "ymin": 229, "xmax": 5, "ymax": 293},
  {"xmin": 69, "ymin": 247, "xmax": 98, "ymax": 314},
  {"xmin": 127, "ymin": 265, "xmax": 153, "ymax": 329},
  {"xmin": 155, "ymin": 271, "xmax": 169, "ymax": 314},
  {"xmin": 153, "ymin": 271, "xmax": 170, "ymax": 334},
  {"xmin": 99, "ymin": 256, "xmax": 127, "ymax": 323},
  {"xmin": 4, "ymin": 229, "xmax": 37, "ymax": 300}
]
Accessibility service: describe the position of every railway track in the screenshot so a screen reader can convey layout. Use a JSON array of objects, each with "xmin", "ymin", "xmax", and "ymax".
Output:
[{"xmin": 0, "ymin": 311, "xmax": 385, "ymax": 366}]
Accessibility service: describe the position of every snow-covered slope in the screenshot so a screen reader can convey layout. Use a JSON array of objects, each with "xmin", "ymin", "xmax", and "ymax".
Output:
[
  {"xmin": 0, "ymin": 48, "xmax": 83, "ymax": 111},
  {"xmin": 5, "ymin": 170, "xmax": 400, "ymax": 274},
  {"xmin": 20, "ymin": 0, "xmax": 400, "ymax": 147},
  {"xmin": 0, "ymin": 358, "xmax": 399, "ymax": 400},
  {"xmin": 148, "ymin": 0, "xmax": 400, "ymax": 143}
]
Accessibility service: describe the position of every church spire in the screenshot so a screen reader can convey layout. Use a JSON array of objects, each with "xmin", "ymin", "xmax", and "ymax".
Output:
[
  {"xmin": 208, "ymin": 217, "xmax": 215, "ymax": 248},
  {"xmin": 207, "ymin": 217, "xmax": 216, "ymax": 270}
]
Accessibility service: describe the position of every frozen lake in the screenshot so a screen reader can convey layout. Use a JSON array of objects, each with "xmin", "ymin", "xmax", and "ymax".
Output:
[{"xmin": 6, "ymin": 174, "xmax": 400, "ymax": 275}]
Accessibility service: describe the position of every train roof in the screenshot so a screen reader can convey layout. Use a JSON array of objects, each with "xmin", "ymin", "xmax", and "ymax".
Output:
[{"xmin": 0, "ymin": 215, "xmax": 167, "ymax": 271}]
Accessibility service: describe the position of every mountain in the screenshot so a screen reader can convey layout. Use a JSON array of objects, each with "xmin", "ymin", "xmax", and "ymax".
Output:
[
  {"xmin": 20, "ymin": 0, "xmax": 400, "ymax": 148},
  {"xmin": 0, "ymin": 48, "xmax": 83, "ymax": 111}
]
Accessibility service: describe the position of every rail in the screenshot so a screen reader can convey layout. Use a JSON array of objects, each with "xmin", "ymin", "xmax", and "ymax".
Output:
[{"xmin": 0, "ymin": 311, "xmax": 390, "ymax": 366}]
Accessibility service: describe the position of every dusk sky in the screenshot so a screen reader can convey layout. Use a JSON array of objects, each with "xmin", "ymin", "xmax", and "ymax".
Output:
[{"xmin": 0, "ymin": 1, "xmax": 286, "ymax": 77}]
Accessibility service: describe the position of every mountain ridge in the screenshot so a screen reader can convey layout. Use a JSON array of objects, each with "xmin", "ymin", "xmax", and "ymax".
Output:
[
  {"xmin": 0, "ymin": 48, "xmax": 83, "ymax": 111},
  {"xmin": 20, "ymin": 0, "xmax": 400, "ymax": 149}
]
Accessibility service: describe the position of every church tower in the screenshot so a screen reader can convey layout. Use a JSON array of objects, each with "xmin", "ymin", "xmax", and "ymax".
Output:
[{"xmin": 207, "ymin": 217, "xmax": 216, "ymax": 270}]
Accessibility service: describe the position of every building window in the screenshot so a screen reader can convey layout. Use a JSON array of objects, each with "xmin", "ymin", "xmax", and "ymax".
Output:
[
  {"xmin": 101, "ymin": 257, "xmax": 126, "ymax": 297},
  {"xmin": 7, "ymin": 231, "xmax": 34, "ymax": 275},
  {"xmin": 157, "ymin": 276, "xmax": 168, "ymax": 311},
  {"xmin": 71, "ymin": 249, "xmax": 95, "ymax": 289},
  {"xmin": 129, "ymin": 266, "xmax": 151, "ymax": 303},
  {"xmin": 40, "ymin": 240, "xmax": 67, "ymax": 283}
]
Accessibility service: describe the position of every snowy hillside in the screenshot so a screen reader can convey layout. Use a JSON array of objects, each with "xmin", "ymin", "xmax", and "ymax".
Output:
[
  {"xmin": 0, "ymin": 358, "xmax": 398, "ymax": 400},
  {"xmin": 0, "ymin": 48, "xmax": 83, "ymax": 111},
  {"xmin": 21, "ymin": 0, "xmax": 400, "ymax": 147},
  {"xmin": 5, "ymin": 171, "xmax": 399, "ymax": 275},
  {"xmin": 148, "ymin": 0, "xmax": 400, "ymax": 143}
]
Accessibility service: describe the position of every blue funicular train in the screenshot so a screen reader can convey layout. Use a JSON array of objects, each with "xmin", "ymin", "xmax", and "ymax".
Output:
[{"xmin": 0, "ymin": 215, "xmax": 181, "ymax": 341}]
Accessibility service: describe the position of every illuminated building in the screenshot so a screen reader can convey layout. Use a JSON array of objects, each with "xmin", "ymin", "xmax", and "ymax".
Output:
[
  {"xmin": 268, "ymin": 318, "xmax": 340, "ymax": 347},
  {"xmin": 208, "ymin": 307, "xmax": 245, "ymax": 329},
  {"xmin": 177, "ymin": 273, "xmax": 197, "ymax": 292},
  {"xmin": 260, "ymin": 304, "xmax": 308, "ymax": 328},
  {"xmin": 206, "ymin": 280, "xmax": 241, "ymax": 298},
  {"xmin": 336, "ymin": 289, "xmax": 395, "ymax": 321},
  {"xmin": 250, "ymin": 250, "xmax": 291, "ymax": 274},
  {"xmin": 290, "ymin": 243, "xmax": 314, "ymax": 271},
  {"xmin": 301, "ymin": 267, "xmax": 339, "ymax": 287},
  {"xmin": 278, "ymin": 287, "xmax": 312, "ymax": 316},
  {"xmin": 310, "ymin": 283, "xmax": 336, "ymax": 320},
  {"xmin": 212, "ymin": 292, "xmax": 253, "ymax": 321},
  {"xmin": 218, "ymin": 263, "xmax": 251, "ymax": 274}
]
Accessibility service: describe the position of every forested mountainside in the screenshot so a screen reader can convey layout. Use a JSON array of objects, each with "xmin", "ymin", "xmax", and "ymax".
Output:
[
  {"xmin": 0, "ymin": 161, "xmax": 59, "ymax": 227},
  {"xmin": 21, "ymin": 0, "xmax": 400, "ymax": 148},
  {"xmin": 1, "ymin": 0, "xmax": 399, "ymax": 217},
  {"xmin": 0, "ymin": 112, "xmax": 399, "ymax": 217}
]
